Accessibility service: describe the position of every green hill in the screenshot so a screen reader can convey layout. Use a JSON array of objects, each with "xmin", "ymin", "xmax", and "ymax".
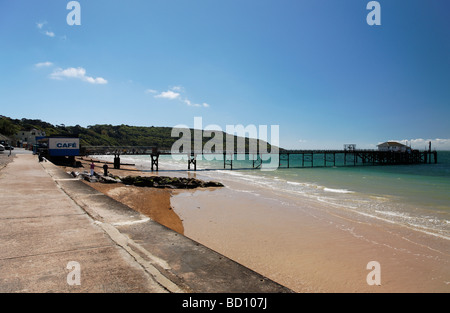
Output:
[{"xmin": 0, "ymin": 116, "xmax": 278, "ymax": 152}]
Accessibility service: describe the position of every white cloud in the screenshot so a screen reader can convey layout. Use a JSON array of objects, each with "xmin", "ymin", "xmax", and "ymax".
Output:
[
  {"xmin": 183, "ymin": 99, "xmax": 209, "ymax": 107},
  {"xmin": 50, "ymin": 67, "xmax": 108, "ymax": 84},
  {"xmin": 170, "ymin": 85, "xmax": 183, "ymax": 92},
  {"xmin": 84, "ymin": 76, "xmax": 108, "ymax": 84},
  {"xmin": 381, "ymin": 138, "xmax": 450, "ymax": 150},
  {"xmin": 184, "ymin": 99, "xmax": 199, "ymax": 107},
  {"xmin": 44, "ymin": 31, "xmax": 55, "ymax": 37},
  {"xmin": 410, "ymin": 138, "xmax": 450, "ymax": 150},
  {"xmin": 36, "ymin": 22, "xmax": 46, "ymax": 29},
  {"xmin": 36, "ymin": 21, "xmax": 61, "ymax": 39},
  {"xmin": 35, "ymin": 61, "xmax": 53, "ymax": 68},
  {"xmin": 155, "ymin": 90, "xmax": 181, "ymax": 100},
  {"xmin": 150, "ymin": 86, "xmax": 210, "ymax": 108}
]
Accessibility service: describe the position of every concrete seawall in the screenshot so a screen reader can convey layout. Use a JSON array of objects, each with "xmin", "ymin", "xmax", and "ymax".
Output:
[{"xmin": 0, "ymin": 153, "xmax": 292, "ymax": 293}]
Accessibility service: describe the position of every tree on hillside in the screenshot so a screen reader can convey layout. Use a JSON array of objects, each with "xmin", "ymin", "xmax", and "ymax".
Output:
[{"xmin": 0, "ymin": 117, "xmax": 19, "ymax": 136}]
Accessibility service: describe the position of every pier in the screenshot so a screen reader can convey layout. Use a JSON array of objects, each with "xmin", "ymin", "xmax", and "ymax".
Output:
[{"xmin": 83, "ymin": 146, "xmax": 438, "ymax": 171}]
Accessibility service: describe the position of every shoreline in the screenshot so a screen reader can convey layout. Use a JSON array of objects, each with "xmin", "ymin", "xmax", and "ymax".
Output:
[{"xmin": 63, "ymin": 156, "xmax": 450, "ymax": 293}]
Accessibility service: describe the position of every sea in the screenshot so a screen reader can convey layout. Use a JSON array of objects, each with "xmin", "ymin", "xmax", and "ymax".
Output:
[{"xmin": 94, "ymin": 151, "xmax": 450, "ymax": 241}]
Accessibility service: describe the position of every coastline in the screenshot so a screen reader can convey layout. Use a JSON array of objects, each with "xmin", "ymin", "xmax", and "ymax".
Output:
[{"xmin": 63, "ymin": 156, "xmax": 450, "ymax": 293}]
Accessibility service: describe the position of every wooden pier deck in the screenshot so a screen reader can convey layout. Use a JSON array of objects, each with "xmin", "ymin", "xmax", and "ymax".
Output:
[{"xmin": 83, "ymin": 146, "xmax": 438, "ymax": 171}]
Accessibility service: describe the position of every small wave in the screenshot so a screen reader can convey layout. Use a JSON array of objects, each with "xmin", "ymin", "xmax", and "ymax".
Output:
[
  {"xmin": 236, "ymin": 189, "xmax": 261, "ymax": 196},
  {"xmin": 286, "ymin": 181, "xmax": 319, "ymax": 189},
  {"xmin": 323, "ymin": 188, "xmax": 354, "ymax": 194},
  {"xmin": 375, "ymin": 210, "xmax": 415, "ymax": 219},
  {"xmin": 369, "ymin": 195, "xmax": 390, "ymax": 201}
]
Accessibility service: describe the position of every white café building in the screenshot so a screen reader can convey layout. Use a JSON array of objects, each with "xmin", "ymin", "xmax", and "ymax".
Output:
[{"xmin": 377, "ymin": 141, "xmax": 411, "ymax": 153}]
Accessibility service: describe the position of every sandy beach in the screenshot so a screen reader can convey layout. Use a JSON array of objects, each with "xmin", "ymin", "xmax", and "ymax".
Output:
[
  {"xmin": 171, "ymin": 183, "xmax": 450, "ymax": 293},
  {"xmin": 63, "ymin": 156, "xmax": 450, "ymax": 293}
]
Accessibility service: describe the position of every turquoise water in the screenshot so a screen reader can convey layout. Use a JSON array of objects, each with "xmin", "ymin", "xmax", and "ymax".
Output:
[{"xmin": 95, "ymin": 151, "xmax": 450, "ymax": 239}]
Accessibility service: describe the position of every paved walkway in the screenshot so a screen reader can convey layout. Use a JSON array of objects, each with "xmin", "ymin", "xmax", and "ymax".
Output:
[{"xmin": 0, "ymin": 154, "xmax": 291, "ymax": 293}]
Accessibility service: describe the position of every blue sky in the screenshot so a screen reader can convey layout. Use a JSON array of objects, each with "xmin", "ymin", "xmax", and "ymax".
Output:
[{"xmin": 1, "ymin": 0, "xmax": 449, "ymax": 149}]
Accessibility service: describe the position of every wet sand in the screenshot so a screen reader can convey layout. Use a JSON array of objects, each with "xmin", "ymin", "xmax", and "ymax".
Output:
[
  {"xmin": 170, "ymin": 178, "xmax": 450, "ymax": 293},
  {"xmin": 88, "ymin": 183, "xmax": 184, "ymax": 234},
  {"xmin": 64, "ymin": 157, "xmax": 450, "ymax": 293},
  {"xmin": 63, "ymin": 157, "xmax": 185, "ymax": 234}
]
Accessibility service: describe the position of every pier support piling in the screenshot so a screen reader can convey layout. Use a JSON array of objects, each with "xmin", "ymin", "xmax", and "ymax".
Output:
[
  {"xmin": 150, "ymin": 153, "xmax": 159, "ymax": 171},
  {"xmin": 188, "ymin": 154, "xmax": 197, "ymax": 171},
  {"xmin": 114, "ymin": 154, "xmax": 121, "ymax": 169},
  {"xmin": 224, "ymin": 153, "xmax": 233, "ymax": 170}
]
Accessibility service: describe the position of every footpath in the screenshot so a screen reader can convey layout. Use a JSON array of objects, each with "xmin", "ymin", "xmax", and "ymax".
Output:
[{"xmin": 0, "ymin": 153, "xmax": 292, "ymax": 293}]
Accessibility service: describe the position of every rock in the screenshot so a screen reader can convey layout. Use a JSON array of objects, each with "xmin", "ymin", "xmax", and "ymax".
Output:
[
  {"xmin": 73, "ymin": 171, "xmax": 80, "ymax": 177},
  {"xmin": 83, "ymin": 175, "xmax": 98, "ymax": 183},
  {"xmin": 69, "ymin": 171, "xmax": 124, "ymax": 185},
  {"xmin": 119, "ymin": 176, "xmax": 224, "ymax": 189},
  {"xmin": 99, "ymin": 176, "xmax": 120, "ymax": 184},
  {"xmin": 204, "ymin": 181, "xmax": 224, "ymax": 188}
]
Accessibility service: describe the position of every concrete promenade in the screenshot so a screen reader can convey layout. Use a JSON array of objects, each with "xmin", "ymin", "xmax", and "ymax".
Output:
[{"xmin": 0, "ymin": 152, "xmax": 292, "ymax": 293}]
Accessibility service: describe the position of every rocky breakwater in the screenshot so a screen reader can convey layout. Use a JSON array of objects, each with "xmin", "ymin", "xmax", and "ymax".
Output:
[
  {"xmin": 121, "ymin": 176, "xmax": 224, "ymax": 189},
  {"xmin": 70, "ymin": 171, "xmax": 224, "ymax": 189}
]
